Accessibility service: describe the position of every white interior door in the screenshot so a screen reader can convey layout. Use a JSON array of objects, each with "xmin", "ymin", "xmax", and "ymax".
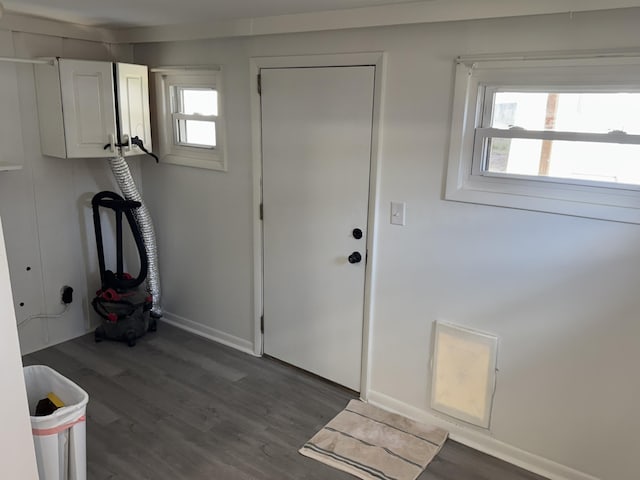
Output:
[{"xmin": 261, "ymin": 66, "xmax": 375, "ymax": 391}]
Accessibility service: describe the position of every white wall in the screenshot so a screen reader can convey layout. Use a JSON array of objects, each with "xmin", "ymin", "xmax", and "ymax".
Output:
[
  {"xmin": 139, "ymin": 37, "xmax": 256, "ymax": 346},
  {"xmin": 0, "ymin": 218, "xmax": 39, "ymax": 479},
  {"xmin": 0, "ymin": 27, "xmax": 141, "ymax": 354},
  {"xmin": 134, "ymin": 8, "xmax": 640, "ymax": 480}
]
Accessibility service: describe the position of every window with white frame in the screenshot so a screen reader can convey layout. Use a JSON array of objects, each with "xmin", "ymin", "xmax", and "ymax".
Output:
[
  {"xmin": 154, "ymin": 68, "xmax": 226, "ymax": 171},
  {"xmin": 445, "ymin": 56, "xmax": 640, "ymax": 224}
]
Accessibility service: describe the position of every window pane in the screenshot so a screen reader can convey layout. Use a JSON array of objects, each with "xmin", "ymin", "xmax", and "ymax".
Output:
[
  {"xmin": 485, "ymin": 137, "xmax": 640, "ymax": 186},
  {"xmin": 179, "ymin": 88, "xmax": 218, "ymax": 116},
  {"xmin": 491, "ymin": 92, "xmax": 640, "ymax": 135},
  {"xmin": 178, "ymin": 120, "xmax": 216, "ymax": 147}
]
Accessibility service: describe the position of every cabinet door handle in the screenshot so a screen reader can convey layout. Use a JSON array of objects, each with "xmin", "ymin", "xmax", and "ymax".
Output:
[
  {"xmin": 107, "ymin": 134, "xmax": 115, "ymax": 153},
  {"xmin": 121, "ymin": 134, "xmax": 131, "ymax": 153}
]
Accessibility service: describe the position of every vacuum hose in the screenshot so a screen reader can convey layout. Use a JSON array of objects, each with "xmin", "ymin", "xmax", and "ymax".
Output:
[{"xmin": 108, "ymin": 156, "xmax": 162, "ymax": 317}]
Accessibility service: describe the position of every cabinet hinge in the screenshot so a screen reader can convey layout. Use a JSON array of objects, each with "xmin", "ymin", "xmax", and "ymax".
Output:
[
  {"xmin": 257, "ymin": 74, "xmax": 262, "ymax": 95},
  {"xmin": 260, "ymin": 203, "xmax": 263, "ymax": 220},
  {"xmin": 260, "ymin": 315, "xmax": 264, "ymax": 333}
]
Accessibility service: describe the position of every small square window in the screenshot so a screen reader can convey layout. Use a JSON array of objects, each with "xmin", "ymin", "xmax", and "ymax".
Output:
[
  {"xmin": 155, "ymin": 69, "xmax": 226, "ymax": 171},
  {"xmin": 179, "ymin": 88, "xmax": 218, "ymax": 116},
  {"xmin": 176, "ymin": 119, "xmax": 217, "ymax": 148},
  {"xmin": 172, "ymin": 86, "xmax": 218, "ymax": 149}
]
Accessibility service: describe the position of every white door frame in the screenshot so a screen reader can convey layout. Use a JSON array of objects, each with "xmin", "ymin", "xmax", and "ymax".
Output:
[{"xmin": 249, "ymin": 52, "xmax": 386, "ymax": 398}]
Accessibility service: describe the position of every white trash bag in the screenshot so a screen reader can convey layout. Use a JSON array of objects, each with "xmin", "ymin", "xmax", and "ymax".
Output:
[{"xmin": 23, "ymin": 365, "xmax": 89, "ymax": 480}]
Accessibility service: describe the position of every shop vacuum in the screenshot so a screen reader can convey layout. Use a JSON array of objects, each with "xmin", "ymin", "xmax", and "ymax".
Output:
[{"xmin": 91, "ymin": 191, "xmax": 157, "ymax": 347}]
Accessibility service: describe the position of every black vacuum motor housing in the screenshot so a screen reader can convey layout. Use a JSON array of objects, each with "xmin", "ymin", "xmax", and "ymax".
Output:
[{"xmin": 91, "ymin": 191, "xmax": 156, "ymax": 347}]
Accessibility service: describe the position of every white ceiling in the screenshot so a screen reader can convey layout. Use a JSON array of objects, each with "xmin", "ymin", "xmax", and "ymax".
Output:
[
  {"xmin": 2, "ymin": 0, "xmax": 424, "ymax": 28},
  {"xmin": 4, "ymin": 0, "xmax": 640, "ymax": 44}
]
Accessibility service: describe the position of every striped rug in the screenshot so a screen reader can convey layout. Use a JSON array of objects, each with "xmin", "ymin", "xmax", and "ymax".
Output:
[{"xmin": 299, "ymin": 400, "xmax": 448, "ymax": 480}]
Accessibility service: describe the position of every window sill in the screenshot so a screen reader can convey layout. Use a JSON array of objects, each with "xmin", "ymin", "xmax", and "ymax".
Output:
[
  {"xmin": 161, "ymin": 153, "xmax": 226, "ymax": 172},
  {"xmin": 445, "ymin": 172, "xmax": 640, "ymax": 224}
]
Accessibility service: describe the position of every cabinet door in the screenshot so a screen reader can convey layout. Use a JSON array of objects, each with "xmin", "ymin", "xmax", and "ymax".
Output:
[
  {"xmin": 116, "ymin": 63, "xmax": 152, "ymax": 157},
  {"xmin": 59, "ymin": 60, "xmax": 117, "ymax": 158}
]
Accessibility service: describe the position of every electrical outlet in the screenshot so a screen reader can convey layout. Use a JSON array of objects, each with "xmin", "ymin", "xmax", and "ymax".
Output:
[{"xmin": 61, "ymin": 286, "xmax": 73, "ymax": 304}]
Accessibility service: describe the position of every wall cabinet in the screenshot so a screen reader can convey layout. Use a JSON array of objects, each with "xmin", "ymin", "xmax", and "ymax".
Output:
[{"xmin": 35, "ymin": 59, "xmax": 152, "ymax": 159}]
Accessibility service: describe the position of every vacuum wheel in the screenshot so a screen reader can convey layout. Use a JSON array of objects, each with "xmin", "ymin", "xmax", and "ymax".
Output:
[
  {"xmin": 148, "ymin": 317, "xmax": 157, "ymax": 333},
  {"xmin": 125, "ymin": 331, "xmax": 137, "ymax": 347},
  {"xmin": 95, "ymin": 326, "xmax": 105, "ymax": 343}
]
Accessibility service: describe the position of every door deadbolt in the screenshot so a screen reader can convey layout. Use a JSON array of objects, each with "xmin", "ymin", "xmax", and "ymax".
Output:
[
  {"xmin": 352, "ymin": 228, "xmax": 363, "ymax": 239},
  {"xmin": 348, "ymin": 252, "xmax": 362, "ymax": 264}
]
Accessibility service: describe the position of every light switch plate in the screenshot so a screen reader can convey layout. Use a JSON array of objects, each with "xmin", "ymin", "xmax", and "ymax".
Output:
[{"xmin": 390, "ymin": 201, "xmax": 406, "ymax": 226}]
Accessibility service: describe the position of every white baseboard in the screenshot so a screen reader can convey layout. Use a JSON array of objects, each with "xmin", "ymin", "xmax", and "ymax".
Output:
[
  {"xmin": 161, "ymin": 311, "xmax": 258, "ymax": 357},
  {"xmin": 366, "ymin": 390, "xmax": 599, "ymax": 480}
]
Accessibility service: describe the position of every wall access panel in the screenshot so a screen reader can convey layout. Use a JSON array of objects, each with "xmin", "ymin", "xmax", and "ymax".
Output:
[{"xmin": 431, "ymin": 321, "xmax": 498, "ymax": 428}]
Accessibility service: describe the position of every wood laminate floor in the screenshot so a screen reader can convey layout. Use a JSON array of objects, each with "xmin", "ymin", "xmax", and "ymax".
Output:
[{"xmin": 23, "ymin": 323, "xmax": 547, "ymax": 480}]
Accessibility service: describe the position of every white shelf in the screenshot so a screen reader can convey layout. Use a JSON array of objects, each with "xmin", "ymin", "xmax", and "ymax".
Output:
[{"xmin": 0, "ymin": 163, "xmax": 22, "ymax": 172}]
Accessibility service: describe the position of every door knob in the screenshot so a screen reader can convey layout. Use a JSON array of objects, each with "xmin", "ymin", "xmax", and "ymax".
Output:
[
  {"xmin": 348, "ymin": 252, "xmax": 362, "ymax": 264},
  {"xmin": 352, "ymin": 228, "xmax": 363, "ymax": 240}
]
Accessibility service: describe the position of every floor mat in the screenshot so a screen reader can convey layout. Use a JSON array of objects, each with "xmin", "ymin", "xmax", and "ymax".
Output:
[{"xmin": 299, "ymin": 400, "xmax": 448, "ymax": 480}]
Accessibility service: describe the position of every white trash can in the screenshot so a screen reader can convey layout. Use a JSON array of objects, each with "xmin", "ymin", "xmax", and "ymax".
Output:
[{"xmin": 23, "ymin": 365, "xmax": 89, "ymax": 480}]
